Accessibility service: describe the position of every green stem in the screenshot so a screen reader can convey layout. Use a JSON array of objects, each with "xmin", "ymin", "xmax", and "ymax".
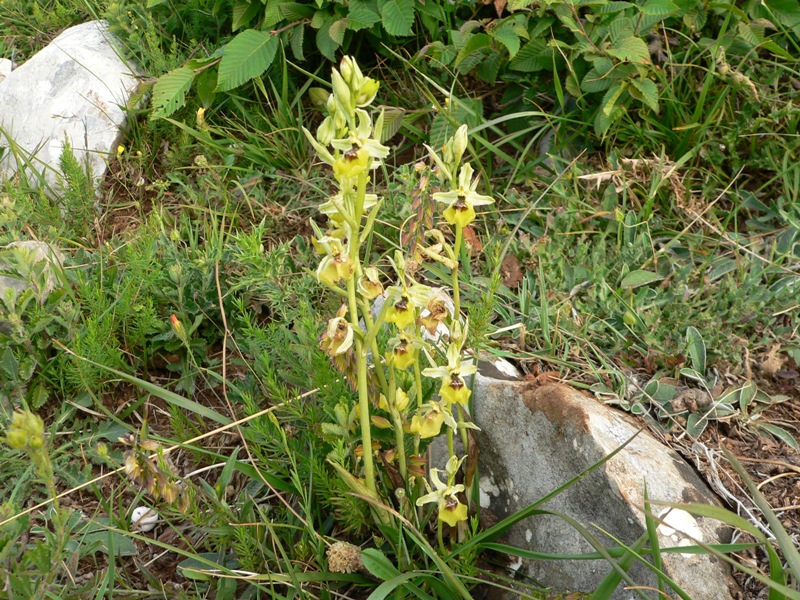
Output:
[
  {"xmin": 359, "ymin": 298, "xmax": 390, "ymax": 397},
  {"xmin": 452, "ymin": 224, "xmax": 463, "ymax": 319},
  {"xmin": 437, "ymin": 518, "xmax": 445, "ymax": 554},
  {"xmin": 413, "ymin": 359, "xmax": 424, "ymax": 409},
  {"xmin": 387, "ymin": 367, "xmax": 407, "ymax": 481},
  {"xmin": 349, "ymin": 279, "xmax": 376, "ymax": 494}
]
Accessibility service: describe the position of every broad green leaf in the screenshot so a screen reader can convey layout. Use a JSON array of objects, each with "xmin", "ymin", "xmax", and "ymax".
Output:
[
  {"xmin": 328, "ymin": 19, "xmax": 348, "ymax": 45},
  {"xmin": 216, "ymin": 30, "xmax": 279, "ymax": 92},
  {"xmin": 686, "ymin": 412, "xmax": 709, "ymax": 437},
  {"xmin": 640, "ymin": 0, "xmax": 678, "ymax": 19},
  {"xmin": 609, "ymin": 15, "xmax": 635, "ymax": 42},
  {"xmin": 380, "ymin": 0, "xmax": 415, "ymax": 36},
  {"xmin": 630, "ymin": 77, "xmax": 659, "ymax": 112},
  {"xmin": 492, "ymin": 24, "xmax": 521, "ymax": 59},
  {"xmin": 508, "ymin": 39, "xmax": 551, "ymax": 72},
  {"xmin": 151, "ymin": 67, "xmax": 196, "ymax": 119},
  {"xmin": 685, "ymin": 326, "xmax": 706, "ymax": 374},
  {"xmin": 349, "ymin": 0, "xmax": 381, "ymax": 30},
  {"xmin": 620, "ymin": 269, "xmax": 663, "ymax": 288},
  {"xmin": 599, "ymin": 2, "xmax": 635, "ymax": 14},
  {"xmin": 737, "ymin": 22, "xmax": 763, "ymax": 46},
  {"xmin": 361, "ymin": 548, "xmax": 401, "ymax": 581},
  {"xmin": 232, "ymin": 0, "xmax": 261, "ymax": 31},
  {"xmin": 738, "ymin": 381, "xmax": 758, "ymax": 413},
  {"xmin": 476, "ymin": 51, "xmax": 502, "ymax": 83},
  {"xmin": 378, "ymin": 108, "xmax": 405, "ymax": 143},
  {"xmin": 78, "ymin": 530, "xmax": 138, "ymax": 557},
  {"xmin": 601, "ymin": 81, "xmax": 627, "ymax": 117},
  {"xmin": 290, "ymin": 24, "xmax": 305, "ymax": 61},
  {"xmin": 367, "ymin": 573, "xmax": 437, "ymax": 600},
  {"xmin": 581, "ymin": 57, "xmax": 615, "ymax": 92},
  {"xmin": 316, "ymin": 21, "xmax": 339, "ymax": 61},
  {"xmin": 606, "ymin": 35, "xmax": 651, "ymax": 64},
  {"xmin": 455, "ymin": 33, "xmax": 492, "ymax": 71}
]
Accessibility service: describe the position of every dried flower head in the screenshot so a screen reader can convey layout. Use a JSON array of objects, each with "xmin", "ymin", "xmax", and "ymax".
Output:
[{"xmin": 327, "ymin": 542, "xmax": 364, "ymax": 574}]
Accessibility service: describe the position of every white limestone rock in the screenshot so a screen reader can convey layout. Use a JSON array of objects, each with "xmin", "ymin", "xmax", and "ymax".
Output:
[
  {"xmin": 474, "ymin": 375, "xmax": 734, "ymax": 599},
  {"xmin": 0, "ymin": 59, "xmax": 12, "ymax": 84},
  {"xmin": 0, "ymin": 21, "xmax": 138, "ymax": 194}
]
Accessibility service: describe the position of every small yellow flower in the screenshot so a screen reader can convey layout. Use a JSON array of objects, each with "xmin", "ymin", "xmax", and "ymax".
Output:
[
  {"xmin": 117, "ymin": 145, "xmax": 125, "ymax": 156},
  {"xmin": 440, "ymin": 374, "xmax": 471, "ymax": 405},
  {"xmin": 316, "ymin": 237, "xmax": 355, "ymax": 286},
  {"xmin": 357, "ymin": 267, "xmax": 383, "ymax": 300},
  {"xmin": 433, "ymin": 163, "xmax": 494, "ymax": 228},
  {"xmin": 388, "ymin": 336, "xmax": 417, "ymax": 370},
  {"xmin": 386, "ymin": 293, "xmax": 416, "ymax": 330},
  {"xmin": 409, "ymin": 400, "xmax": 456, "ymax": 439},
  {"xmin": 422, "ymin": 342, "xmax": 477, "ymax": 405},
  {"xmin": 319, "ymin": 308, "xmax": 354, "ymax": 357},
  {"xmin": 415, "ymin": 458, "xmax": 469, "ymax": 527},
  {"xmin": 333, "ymin": 147, "xmax": 370, "ymax": 183}
]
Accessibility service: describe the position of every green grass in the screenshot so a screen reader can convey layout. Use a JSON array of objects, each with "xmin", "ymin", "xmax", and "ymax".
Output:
[{"xmin": 2, "ymin": 0, "xmax": 800, "ymax": 598}]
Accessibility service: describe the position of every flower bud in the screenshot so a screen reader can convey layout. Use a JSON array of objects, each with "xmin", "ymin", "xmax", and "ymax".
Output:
[{"xmin": 309, "ymin": 87, "xmax": 330, "ymax": 108}]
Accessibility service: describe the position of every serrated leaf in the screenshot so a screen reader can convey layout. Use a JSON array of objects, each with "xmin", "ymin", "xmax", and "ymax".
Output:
[
  {"xmin": 476, "ymin": 51, "xmax": 502, "ymax": 83},
  {"xmin": 600, "ymin": 2, "xmax": 634, "ymax": 13},
  {"xmin": 380, "ymin": 0, "xmax": 415, "ymax": 36},
  {"xmin": 581, "ymin": 58, "xmax": 615, "ymax": 92},
  {"xmin": 685, "ymin": 326, "xmax": 706, "ymax": 374},
  {"xmin": 379, "ymin": 108, "xmax": 405, "ymax": 143},
  {"xmin": 606, "ymin": 35, "xmax": 651, "ymax": 64},
  {"xmin": 278, "ymin": 2, "xmax": 314, "ymax": 21},
  {"xmin": 609, "ymin": 16, "xmax": 635, "ymax": 42},
  {"xmin": 316, "ymin": 21, "xmax": 338, "ymax": 61},
  {"xmin": 600, "ymin": 81, "xmax": 626, "ymax": 116},
  {"xmin": 620, "ymin": 269, "xmax": 663, "ymax": 288},
  {"xmin": 640, "ymin": 0, "xmax": 678, "ymax": 18},
  {"xmin": 455, "ymin": 33, "xmax": 492, "ymax": 70},
  {"xmin": 630, "ymin": 77, "xmax": 659, "ymax": 111},
  {"xmin": 151, "ymin": 67, "xmax": 196, "ymax": 118},
  {"xmin": 737, "ymin": 22, "xmax": 762, "ymax": 46},
  {"xmin": 216, "ymin": 30, "xmax": 279, "ymax": 92},
  {"xmin": 348, "ymin": 0, "xmax": 381, "ymax": 30},
  {"xmin": 492, "ymin": 24, "xmax": 521, "ymax": 58},
  {"xmin": 429, "ymin": 112, "xmax": 454, "ymax": 148},
  {"xmin": 508, "ymin": 39, "xmax": 551, "ymax": 72},
  {"xmin": 232, "ymin": 0, "xmax": 261, "ymax": 31},
  {"xmin": 328, "ymin": 19, "xmax": 348, "ymax": 44},
  {"xmin": 290, "ymin": 24, "xmax": 305, "ymax": 60}
]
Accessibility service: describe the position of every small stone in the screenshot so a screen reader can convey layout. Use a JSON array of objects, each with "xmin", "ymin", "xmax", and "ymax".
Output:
[{"xmin": 130, "ymin": 506, "xmax": 158, "ymax": 532}]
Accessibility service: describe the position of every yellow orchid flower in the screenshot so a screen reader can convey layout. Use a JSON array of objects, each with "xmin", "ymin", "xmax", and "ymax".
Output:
[
  {"xmin": 432, "ymin": 163, "xmax": 494, "ymax": 228},
  {"xmin": 409, "ymin": 400, "xmax": 456, "ymax": 439},
  {"xmin": 422, "ymin": 343, "xmax": 477, "ymax": 405},
  {"xmin": 415, "ymin": 457, "xmax": 469, "ymax": 527}
]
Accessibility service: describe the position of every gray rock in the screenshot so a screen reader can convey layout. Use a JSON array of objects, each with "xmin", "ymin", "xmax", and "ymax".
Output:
[
  {"xmin": 0, "ymin": 21, "xmax": 138, "ymax": 193},
  {"xmin": 0, "ymin": 59, "xmax": 12, "ymax": 84},
  {"xmin": 474, "ymin": 373, "xmax": 734, "ymax": 599},
  {"xmin": 0, "ymin": 241, "xmax": 66, "ymax": 300}
]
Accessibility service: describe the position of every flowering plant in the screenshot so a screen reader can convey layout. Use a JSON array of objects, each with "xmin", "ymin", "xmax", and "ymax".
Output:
[{"xmin": 305, "ymin": 57, "xmax": 493, "ymax": 542}]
